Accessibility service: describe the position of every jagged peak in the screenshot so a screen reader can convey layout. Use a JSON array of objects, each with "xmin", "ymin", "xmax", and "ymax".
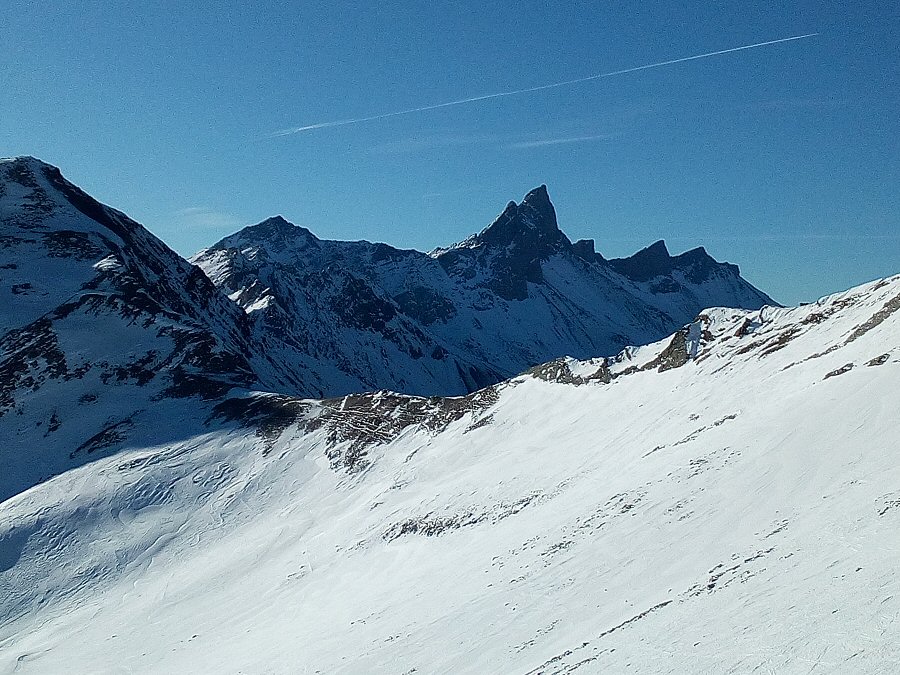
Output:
[
  {"xmin": 473, "ymin": 185, "xmax": 566, "ymax": 249},
  {"xmin": 609, "ymin": 239, "xmax": 745, "ymax": 285},
  {"xmin": 675, "ymin": 245, "xmax": 713, "ymax": 262},
  {"xmin": 604, "ymin": 240, "xmax": 672, "ymax": 281},
  {"xmin": 642, "ymin": 239, "xmax": 671, "ymax": 257},
  {"xmin": 429, "ymin": 186, "xmax": 573, "ymax": 301},
  {"xmin": 521, "ymin": 183, "xmax": 552, "ymax": 208}
]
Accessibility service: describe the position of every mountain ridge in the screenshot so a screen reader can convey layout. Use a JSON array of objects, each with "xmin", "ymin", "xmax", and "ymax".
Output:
[
  {"xmin": 0, "ymin": 156, "xmax": 283, "ymax": 499},
  {"xmin": 194, "ymin": 183, "xmax": 775, "ymax": 398}
]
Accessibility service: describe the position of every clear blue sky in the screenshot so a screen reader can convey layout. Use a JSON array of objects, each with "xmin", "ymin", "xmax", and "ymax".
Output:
[{"xmin": 2, "ymin": 1, "xmax": 898, "ymax": 304}]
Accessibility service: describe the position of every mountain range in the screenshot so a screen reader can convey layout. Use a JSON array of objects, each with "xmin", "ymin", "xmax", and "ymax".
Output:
[
  {"xmin": 3, "ymin": 156, "xmax": 897, "ymax": 673},
  {"xmin": 192, "ymin": 184, "xmax": 773, "ymax": 397}
]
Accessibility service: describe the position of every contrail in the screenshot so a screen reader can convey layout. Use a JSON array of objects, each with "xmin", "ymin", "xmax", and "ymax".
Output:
[{"xmin": 272, "ymin": 33, "xmax": 818, "ymax": 136}]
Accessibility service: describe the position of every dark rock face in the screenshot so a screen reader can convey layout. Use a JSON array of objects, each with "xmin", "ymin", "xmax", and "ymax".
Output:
[
  {"xmin": 609, "ymin": 240, "xmax": 736, "ymax": 286},
  {"xmin": 676, "ymin": 247, "xmax": 738, "ymax": 284},
  {"xmin": 645, "ymin": 329, "xmax": 690, "ymax": 372},
  {"xmin": 0, "ymin": 318, "xmax": 68, "ymax": 411},
  {"xmin": 609, "ymin": 240, "xmax": 673, "ymax": 282},
  {"xmin": 475, "ymin": 185, "xmax": 567, "ymax": 252},
  {"xmin": 394, "ymin": 286, "xmax": 457, "ymax": 325},
  {"xmin": 329, "ymin": 273, "xmax": 397, "ymax": 333},
  {"xmin": 436, "ymin": 185, "xmax": 572, "ymax": 301},
  {"xmin": 572, "ymin": 239, "xmax": 599, "ymax": 261}
]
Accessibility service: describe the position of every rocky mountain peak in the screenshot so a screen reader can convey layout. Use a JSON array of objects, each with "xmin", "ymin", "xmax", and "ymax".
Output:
[
  {"xmin": 238, "ymin": 215, "xmax": 310, "ymax": 241},
  {"xmin": 430, "ymin": 186, "xmax": 574, "ymax": 301},
  {"xmin": 645, "ymin": 239, "xmax": 670, "ymax": 255},
  {"xmin": 248, "ymin": 214, "xmax": 296, "ymax": 233},
  {"xmin": 0, "ymin": 155, "xmax": 58, "ymax": 178},
  {"xmin": 1, "ymin": 154, "xmax": 43, "ymax": 175},
  {"xmin": 207, "ymin": 216, "xmax": 320, "ymax": 262},
  {"xmin": 520, "ymin": 184, "xmax": 557, "ymax": 227},
  {"xmin": 609, "ymin": 240, "xmax": 676, "ymax": 282},
  {"xmin": 475, "ymin": 185, "xmax": 569, "ymax": 253}
]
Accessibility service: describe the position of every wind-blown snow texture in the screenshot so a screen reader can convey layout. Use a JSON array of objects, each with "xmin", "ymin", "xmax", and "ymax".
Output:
[
  {"xmin": 192, "ymin": 184, "xmax": 774, "ymax": 397},
  {"xmin": 2, "ymin": 157, "xmax": 898, "ymax": 673}
]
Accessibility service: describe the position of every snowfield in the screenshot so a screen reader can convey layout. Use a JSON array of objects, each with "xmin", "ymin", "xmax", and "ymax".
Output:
[{"xmin": 2, "ymin": 273, "xmax": 899, "ymax": 673}]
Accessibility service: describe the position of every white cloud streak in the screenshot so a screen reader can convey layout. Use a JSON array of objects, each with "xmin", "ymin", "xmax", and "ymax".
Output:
[
  {"xmin": 365, "ymin": 132, "xmax": 500, "ymax": 155},
  {"xmin": 272, "ymin": 33, "xmax": 818, "ymax": 137},
  {"xmin": 506, "ymin": 134, "xmax": 616, "ymax": 149},
  {"xmin": 177, "ymin": 207, "xmax": 241, "ymax": 230}
]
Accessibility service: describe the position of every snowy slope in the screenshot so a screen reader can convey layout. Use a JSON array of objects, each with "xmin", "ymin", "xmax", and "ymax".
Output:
[
  {"xmin": 192, "ymin": 186, "xmax": 774, "ymax": 398},
  {"xmin": 2, "ymin": 274, "xmax": 898, "ymax": 673}
]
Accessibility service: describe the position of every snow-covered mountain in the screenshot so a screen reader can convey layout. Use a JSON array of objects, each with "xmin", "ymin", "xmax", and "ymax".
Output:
[
  {"xmin": 192, "ymin": 185, "xmax": 774, "ymax": 397},
  {"xmin": 2, "ymin": 268, "xmax": 898, "ymax": 673},
  {"xmin": 0, "ymin": 157, "xmax": 281, "ymax": 501}
]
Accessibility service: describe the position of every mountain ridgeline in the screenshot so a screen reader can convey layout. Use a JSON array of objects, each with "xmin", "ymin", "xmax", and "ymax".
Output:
[
  {"xmin": 192, "ymin": 184, "xmax": 774, "ymax": 397},
  {"xmin": 0, "ymin": 157, "xmax": 774, "ymax": 429},
  {"xmin": 0, "ymin": 156, "xmax": 772, "ymax": 496}
]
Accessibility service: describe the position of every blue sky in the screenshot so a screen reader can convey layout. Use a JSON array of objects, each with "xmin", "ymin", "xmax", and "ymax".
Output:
[{"xmin": 2, "ymin": 1, "xmax": 898, "ymax": 304}]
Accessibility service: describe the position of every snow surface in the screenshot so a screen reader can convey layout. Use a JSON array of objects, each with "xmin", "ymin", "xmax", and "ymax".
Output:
[{"xmin": 2, "ymin": 274, "xmax": 900, "ymax": 673}]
